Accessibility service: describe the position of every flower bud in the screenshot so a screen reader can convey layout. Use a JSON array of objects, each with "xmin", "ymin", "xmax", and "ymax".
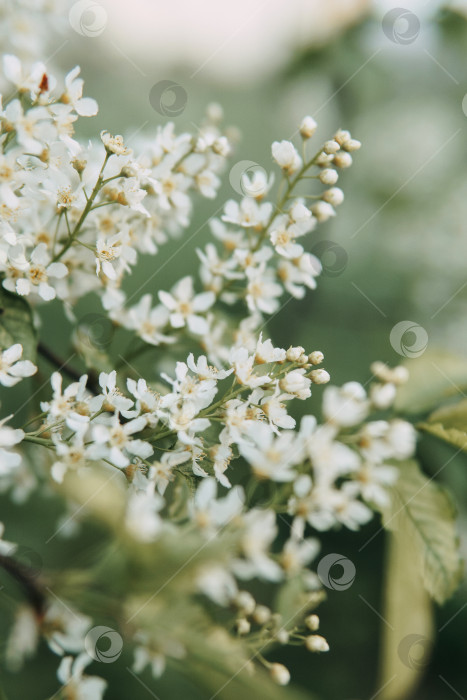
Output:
[
  {"xmin": 235, "ymin": 591, "xmax": 255, "ymax": 615},
  {"xmin": 280, "ymin": 369, "xmax": 312, "ymax": 399},
  {"xmin": 305, "ymin": 614, "xmax": 320, "ymax": 631},
  {"xmin": 299, "ymin": 116, "xmax": 317, "ymax": 139},
  {"xmin": 305, "ymin": 634, "xmax": 329, "ymax": 652},
  {"xmin": 323, "ymin": 139, "xmax": 340, "ymax": 154},
  {"xmin": 343, "ymin": 138, "xmax": 361, "ymax": 152},
  {"xmin": 286, "ymin": 346, "xmax": 305, "ymax": 362},
  {"xmin": 333, "ymin": 152, "xmax": 353, "ymax": 168},
  {"xmin": 206, "ymin": 102, "xmax": 224, "ymax": 123},
  {"xmin": 334, "ymin": 129, "xmax": 351, "ymax": 146},
  {"xmin": 322, "ymin": 187, "xmax": 344, "ymax": 206},
  {"xmin": 275, "ymin": 628, "xmax": 290, "ymax": 644},
  {"xmin": 71, "ymin": 158, "xmax": 87, "ymax": 173},
  {"xmin": 316, "ymin": 152, "xmax": 333, "ymax": 167},
  {"xmin": 236, "ymin": 618, "xmax": 251, "ymax": 635},
  {"xmin": 310, "ymin": 369, "xmax": 330, "ymax": 384},
  {"xmin": 269, "ymin": 663, "xmax": 290, "ymax": 686},
  {"xmin": 370, "ymin": 382, "xmax": 396, "ymax": 409},
  {"xmin": 311, "ymin": 201, "xmax": 335, "ymax": 222},
  {"xmin": 308, "ymin": 351, "xmax": 324, "ymax": 365},
  {"xmin": 253, "ymin": 605, "xmax": 271, "ymax": 625},
  {"xmin": 271, "ymin": 140, "xmax": 302, "ymax": 176},
  {"xmin": 319, "ymin": 168, "xmax": 338, "ymax": 185}
]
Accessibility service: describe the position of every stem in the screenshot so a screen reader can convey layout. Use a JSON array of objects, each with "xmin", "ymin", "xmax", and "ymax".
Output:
[
  {"xmin": 37, "ymin": 342, "xmax": 100, "ymax": 395},
  {"xmin": 52, "ymin": 152, "xmax": 111, "ymax": 262},
  {"xmin": 38, "ymin": 342, "xmax": 83, "ymax": 383},
  {"xmin": 0, "ymin": 553, "xmax": 47, "ymax": 618},
  {"xmin": 252, "ymin": 147, "xmax": 323, "ymax": 252}
]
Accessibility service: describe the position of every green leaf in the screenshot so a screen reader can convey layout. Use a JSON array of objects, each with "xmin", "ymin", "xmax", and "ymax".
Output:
[
  {"xmin": 419, "ymin": 399, "xmax": 467, "ymax": 452},
  {"xmin": 381, "ymin": 460, "xmax": 463, "ymax": 604},
  {"xmin": 0, "ymin": 286, "xmax": 36, "ymax": 361},
  {"xmin": 394, "ymin": 351, "xmax": 467, "ymax": 415},
  {"xmin": 378, "ymin": 530, "xmax": 434, "ymax": 700}
]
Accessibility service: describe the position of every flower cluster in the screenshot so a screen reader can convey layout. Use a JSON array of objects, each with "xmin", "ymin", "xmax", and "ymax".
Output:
[
  {"xmin": 0, "ymin": 20, "xmax": 417, "ymax": 699},
  {"xmin": 0, "ymin": 56, "xmax": 231, "ymax": 315}
]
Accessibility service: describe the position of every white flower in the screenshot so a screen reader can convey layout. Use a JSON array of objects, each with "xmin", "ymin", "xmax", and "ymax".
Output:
[
  {"xmin": 159, "ymin": 276, "xmax": 215, "ymax": 335},
  {"xmin": 323, "ymin": 382, "xmax": 369, "ymax": 427},
  {"xmin": 277, "ymin": 252, "xmax": 322, "ymax": 299},
  {"xmin": 355, "ymin": 461, "xmax": 399, "ymax": 509},
  {"xmin": 246, "ymin": 264, "xmax": 282, "ymax": 315},
  {"xmin": 57, "ymin": 655, "xmax": 107, "ymax": 700},
  {"xmin": 41, "ymin": 372, "xmax": 90, "ymax": 431},
  {"xmin": 126, "ymin": 294, "xmax": 175, "ymax": 346},
  {"xmin": 100, "ymin": 130, "xmax": 131, "ymax": 156},
  {"xmin": 233, "ymin": 509, "xmax": 282, "ymax": 581},
  {"xmin": 0, "ymin": 415, "xmax": 25, "ymax": 473},
  {"xmin": 0, "ymin": 521, "xmax": 16, "ymax": 555},
  {"xmin": 241, "ymin": 169, "xmax": 274, "ymax": 199},
  {"xmin": 269, "ymin": 214, "xmax": 305, "ymax": 259},
  {"xmin": 281, "ymin": 534, "xmax": 319, "ymax": 575},
  {"xmin": 259, "ymin": 385, "xmax": 296, "ymax": 431},
  {"xmin": 370, "ymin": 382, "xmax": 397, "ymax": 409},
  {"xmin": 190, "ymin": 477, "xmax": 244, "ymax": 534},
  {"xmin": 90, "ymin": 371, "xmax": 134, "ymax": 415},
  {"xmin": 279, "ymin": 369, "xmax": 311, "ymax": 400},
  {"xmin": 230, "ymin": 346, "xmax": 270, "ymax": 388},
  {"xmin": 196, "ymin": 564, "xmax": 238, "ymax": 606},
  {"xmin": 3, "ymin": 55, "xmax": 54, "ymax": 99},
  {"xmin": 148, "ymin": 451, "xmax": 187, "ymax": 494},
  {"xmin": 186, "ymin": 353, "xmax": 233, "ymax": 380},
  {"xmin": 209, "ymin": 442, "xmax": 233, "ymax": 487},
  {"xmin": 95, "ymin": 231, "xmax": 137, "ymax": 280},
  {"xmin": 239, "ymin": 423, "xmax": 298, "ymax": 482},
  {"xmin": 254, "ymin": 335, "xmax": 286, "ymax": 364},
  {"xmin": 0, "ymin": 344, "xmax": 37, "ymax": 387},
  {"xmin": 386, "ymin": 419, "xmax": 417, "ymax": 460},
  {"xmin": 125, "ymin": 491, "xmax": 163, "ymax": 542},
  {"xmin": 299, "ymin": 417, "xmax": 360, "ymax": 478},
  {"xmin": 89, "ymin": 413, "xmax": 152, "ymax": 468},
  {"xmin": 63, "ymin": 66, "xmax": 98, "ymax": 117},
  {"xmin": 50, "ymin": 433, "xmax": 88, "ymax": 484},
  {"xmin": 11, "ymin": 244, "xmax": 68, "ymax": 301},
  {"xmin": 222, "ymin": 198, "xmax": 272, "ymax": 229},
  {"xmin": 271, "ymin": 140, "xmax": 302, "ymax": 175}
]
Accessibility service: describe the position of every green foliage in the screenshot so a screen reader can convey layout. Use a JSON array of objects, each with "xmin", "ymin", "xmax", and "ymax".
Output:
[
  {"xmin": 419, "ymin": 399, "xmax": 467, "ymax": 452},
  {"xmin": 394, "ymin": 352, "xmax": 467, "ymax": 416},
  {"xmin": 378, "ymin": 530, "xmax": 434, "ymax": 700},
  {"xmin": 0, "ymin": 286, "xmax": 36, "ymax": 361},
  {"xmin": 381, "ymin": 461, "xmax": 463, "ymax": 604}
]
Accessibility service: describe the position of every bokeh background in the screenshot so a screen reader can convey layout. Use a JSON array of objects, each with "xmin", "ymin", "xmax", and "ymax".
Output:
[{"xmin": 2, "ymin": 0, "xmax": 467, "ymax": 697}]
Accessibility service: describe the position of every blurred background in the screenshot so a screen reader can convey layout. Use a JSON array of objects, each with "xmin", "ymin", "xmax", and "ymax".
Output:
[{"xmin": 2, "ymin": 0, "xmax": 467, "ymax": 697}]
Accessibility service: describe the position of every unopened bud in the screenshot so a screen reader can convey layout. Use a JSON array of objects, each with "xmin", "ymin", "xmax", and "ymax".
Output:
[
  {"xmin": 323, "ymin": 139, "xmax": 340, "ymax": 154},
  {"xmin": 319, "ymin": 168, "xmax": 338, "ymax": 185},
  {"xmin": 308, "ymin": 351, "xmax": 324, "ymax": 365},
  {"xmin": 253, "ymin": 605, "xmax": 271, "ymax": 625},
  {"xmin": 305, "ymin": 614, "xmax": 320, "ymax": 631},
  {"xmin": 333, "ymin": 152, "xmax": 353, "ymax": 168},
  {"xmin": 236, "ymin": 618, "xmax": 251, "ymax": 635},
  {"xmin": 299, "ymin": 116, "xmax": 317, "ymax": 139},
  {"xmin": 286, "ymin": 346, "xmax": 305, "ymax": 362},
  {"xmin": 269, "ymin": 663, "xmax": 290, "ymax": 686},
  {"xmin": 305, "ymin": 634, "xmax": 329, "ymax": 652}
]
